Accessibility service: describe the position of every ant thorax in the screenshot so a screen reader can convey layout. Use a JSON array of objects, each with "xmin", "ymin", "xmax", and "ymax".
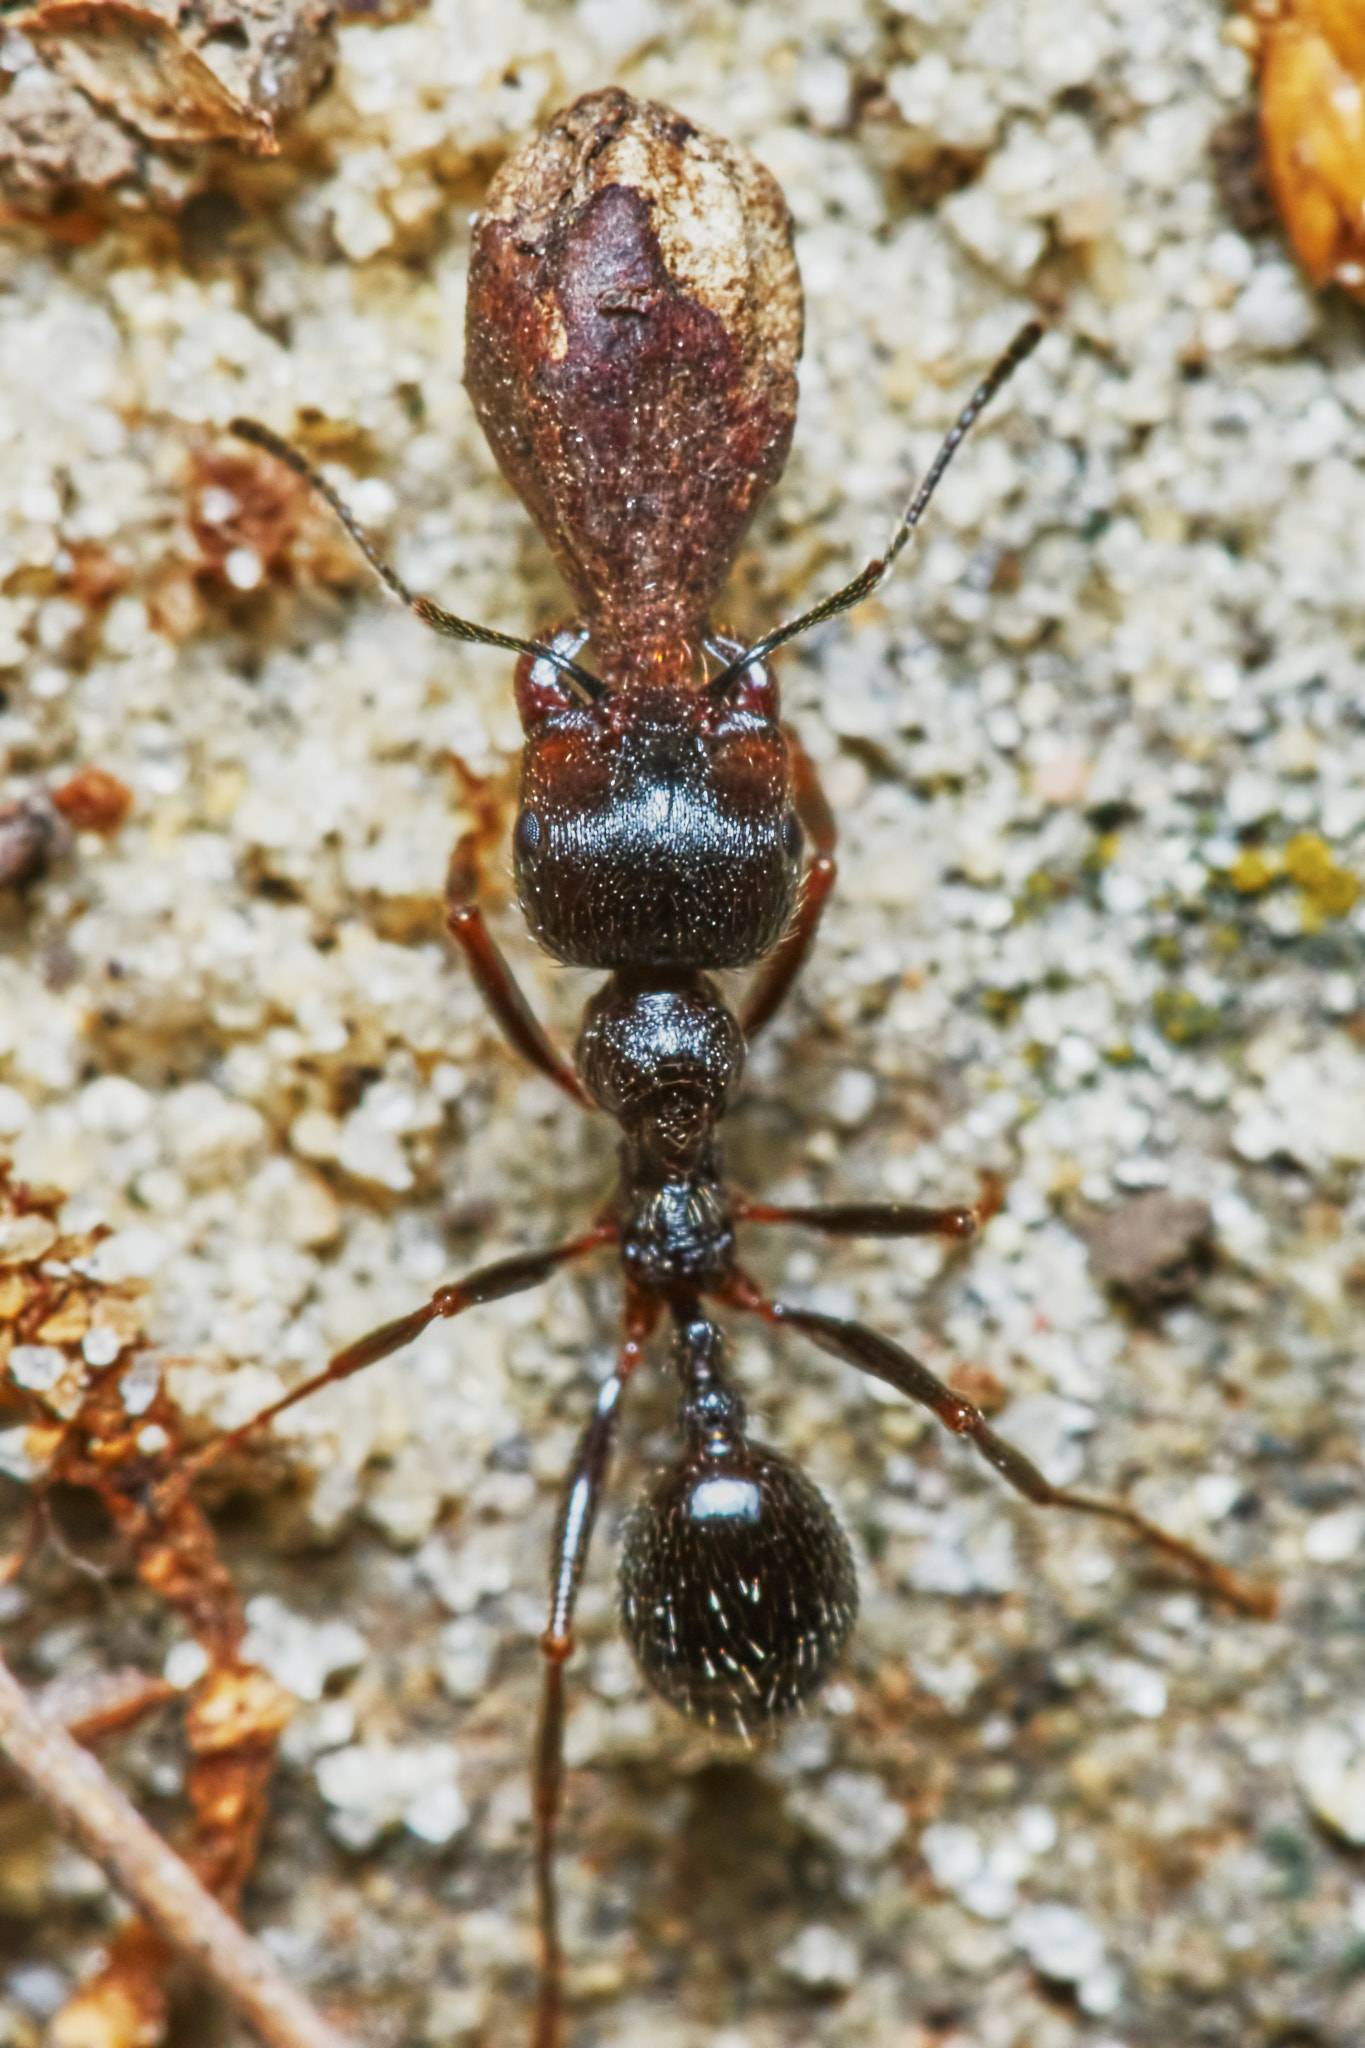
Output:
[{"xmin": 579, "ymin": 971, "xmax": 744, "ymax": 1297}]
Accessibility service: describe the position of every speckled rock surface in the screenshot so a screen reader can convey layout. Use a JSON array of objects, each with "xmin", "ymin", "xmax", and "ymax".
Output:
[{"xmin": 0, "ymin": 3, "xmax": 1363, "ymax": 2045}]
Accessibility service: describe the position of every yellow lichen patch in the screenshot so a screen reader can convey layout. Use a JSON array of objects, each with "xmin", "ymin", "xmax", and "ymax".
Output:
[
  {"xmin": 1219, "ymin": 834, "xmax": 1359, "ymax": 927},
  {"xmin": 1229, "ymin": 848, "xmax": 1278, "ymax": 894},
  {"xmin": 1152, "ymin": 987, "xmax": 1222, "ymax": 1045},
  {"xmin": 1283, "ymin": 830, "xmax": 1361, "ymax": 925}
]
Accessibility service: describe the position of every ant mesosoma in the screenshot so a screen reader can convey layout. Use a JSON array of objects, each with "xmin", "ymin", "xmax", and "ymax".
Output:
[{"xmin": 200, "ymin": 89, "xmax": 1270, "ymax": 2047}]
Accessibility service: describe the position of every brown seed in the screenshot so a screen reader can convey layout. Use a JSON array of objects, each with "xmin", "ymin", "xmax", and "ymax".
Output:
[{"xmin": 465, "ymin": 87, "xmax": 803, "ymax": 679}]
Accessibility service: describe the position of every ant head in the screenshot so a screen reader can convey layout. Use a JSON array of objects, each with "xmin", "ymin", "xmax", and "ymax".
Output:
[{"xmin": 512, "ymin": 636, "xmax": 802, "ymax": 970}]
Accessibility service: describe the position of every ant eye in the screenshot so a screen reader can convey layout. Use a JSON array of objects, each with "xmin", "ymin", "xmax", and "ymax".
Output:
[
  {"xmin": 619, "ymin": 1438, "xmax": 858, "ymax": 1736},
  {"xmin": 514, "ymin": 810, "xmax": 543, "ymax": 857},
  {"xmin": 782, "ymin": 812, "xmax": 802, "ymax": 861}
]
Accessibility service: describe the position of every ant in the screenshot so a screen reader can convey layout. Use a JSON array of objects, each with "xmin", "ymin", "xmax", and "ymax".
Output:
[{"xmin": 193, "ymin": 89, "xmax": 1271, "ymax": 2047}]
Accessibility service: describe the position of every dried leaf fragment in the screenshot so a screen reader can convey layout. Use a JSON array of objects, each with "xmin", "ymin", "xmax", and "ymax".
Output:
[
  {"xmin": 1248, "ymin": 0, "xmax": 1365, "ymax": 292},
  {"xmin": 19, "ymin": 0, "xmax": 335, "ymax": 152},
  {"xmin": 3, "ymin": 0, "xmax": 336, "ymax": 220},
  {"xmin": 186, "ymin": 1664, "xmax": 295, "ymax": 1755},
  {"xmin": 188, "ymin": 439, "xmax": 367, "ymax": 602},
  {"xmin": 0, "ymin": 1162, "xmax": 296, "ymax": 2042},
  {"xmin": 0, "ymin": 58, "xmax": 141, "ymax": 207},
  {"xmin": 21, "ymin": 0, "xmax": 276, "ymax": 149}
]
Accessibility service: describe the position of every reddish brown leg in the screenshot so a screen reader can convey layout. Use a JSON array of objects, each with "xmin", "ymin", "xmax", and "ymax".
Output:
[
  {"xmin": 533, "ymin": 1293, "xmax": 658, "ymax": 2048},
  {"xmin": 176, "ymin": 1229, "xmax": 614, "ymax": 1491},
  {"xmin": 736, "ymin": 1169, "xmax": 1004, "ymax": 1244},
  {"xmin": 721, "ymin": 1273, "xmax": 1275, "ymax": 1618},
  {"xmin": 741, "ymin": 726, "xmax": 837, "ymax": 1039},
  {"xmin": 446, "ymin": 903, "xmax": 588, "ymax": 1107},
  {"xmin": 442, "ymin": 681, "xmax": 589, "ymax": 1106},
  {"xmin": 736, "ymin": 1198, "xmax": 978, "ymax": 1240},
  {"xmin": 445, "ymin": 756, "xmax": 506, "ymax": 906}
]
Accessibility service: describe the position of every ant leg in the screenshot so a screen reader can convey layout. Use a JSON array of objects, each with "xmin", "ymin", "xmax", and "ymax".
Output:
[
  {"xmin": 445, "ymin": 902, "xmax": 588, "ymax": 1108},
  {"xmin": 444, "ymin": 765, "xmax": 587, "ymax": 1107},
  {"xmin": 176, "ymin": 1228, "xmax": 614, "ymax": 1491},
  {"xmin": 721, "ymin": 1274, "xmax": 1274, "ymax": 1618},
  {"xmin": 736, "ymin": 1170, "xmax": 1004, "ymax": 1243},
  {"xmin": 739, "ymin": 1201, "xmax": 971, "ymax": 1240},
  {"xmin": 741, "ymin": 727, "xmax": 837, "ymax": 1038},
  {"xmin": 533, "ymin": 1294, "xmax": 658, "ymax": 2048}
]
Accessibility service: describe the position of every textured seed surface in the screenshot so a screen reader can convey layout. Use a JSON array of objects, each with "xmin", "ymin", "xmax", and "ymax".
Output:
[{"xmin": 466, "ymin": 87, "xmax": 802, "ymax": 658}]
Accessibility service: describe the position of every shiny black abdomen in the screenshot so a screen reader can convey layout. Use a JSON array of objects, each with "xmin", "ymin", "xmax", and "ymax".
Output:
[{"xmin": 620, "ymin": 1433, "xmax": 859, "ymax": 1736}]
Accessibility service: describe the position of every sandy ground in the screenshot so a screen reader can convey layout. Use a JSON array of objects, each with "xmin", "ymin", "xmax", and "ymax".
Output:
[{"xmin": 1, "ymin": 1, "xmax": 1363, "ymax": 2043}]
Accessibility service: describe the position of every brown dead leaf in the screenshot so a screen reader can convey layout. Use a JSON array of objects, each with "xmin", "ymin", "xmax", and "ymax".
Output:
[
  {"xmin": 186, "ymin": 1665, "xmax": 295, "ymax": 1755},
  {"xmin": 19, "ymin": 0, "xmax": 336, "ymax": 154},
  {"xmin": 0, "ymin": 61, "xmax": 140, "ymax": 208},
  {"xmin": 21, "ymin": 0, "xmax": 271, "ymax": 150},
  {"xmin": 36, "ymin": 1292, "xmax": 93, "ymax": 1344},
  {"xmin": 1247, "ymin": 0, "xmax": 1365, "ymax": 292}
]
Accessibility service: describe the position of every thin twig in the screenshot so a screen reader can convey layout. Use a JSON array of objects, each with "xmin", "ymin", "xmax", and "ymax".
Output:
[{"xmin": 0, "ymin": 1648, "xmax": 356, "ymax": 2048}]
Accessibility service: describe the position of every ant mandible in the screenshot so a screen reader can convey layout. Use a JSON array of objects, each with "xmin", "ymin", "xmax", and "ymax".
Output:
[{"xmin": 201, "ymin": 88, "xmax": 1271, "ymax": 2048}]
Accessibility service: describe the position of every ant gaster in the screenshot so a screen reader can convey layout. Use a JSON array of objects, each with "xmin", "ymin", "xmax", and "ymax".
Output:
[{"xmin": 215, "ymin": 89, "xmax": 1271, "ymax": 2048}]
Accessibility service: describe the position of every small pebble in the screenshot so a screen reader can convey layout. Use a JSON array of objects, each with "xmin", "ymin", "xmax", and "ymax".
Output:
[{"xmin": 776, "ymin": 1923, "xmax": 860, "ymax": 1992}]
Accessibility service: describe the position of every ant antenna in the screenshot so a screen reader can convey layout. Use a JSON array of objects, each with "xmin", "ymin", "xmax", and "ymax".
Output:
[
  {"xmin": 707, "ymin": 319, "xmax": 1044, "ymax": 696},
  {"xmin": 227, "ymin": 418, "xmax": 607, "ymax": 703}
]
